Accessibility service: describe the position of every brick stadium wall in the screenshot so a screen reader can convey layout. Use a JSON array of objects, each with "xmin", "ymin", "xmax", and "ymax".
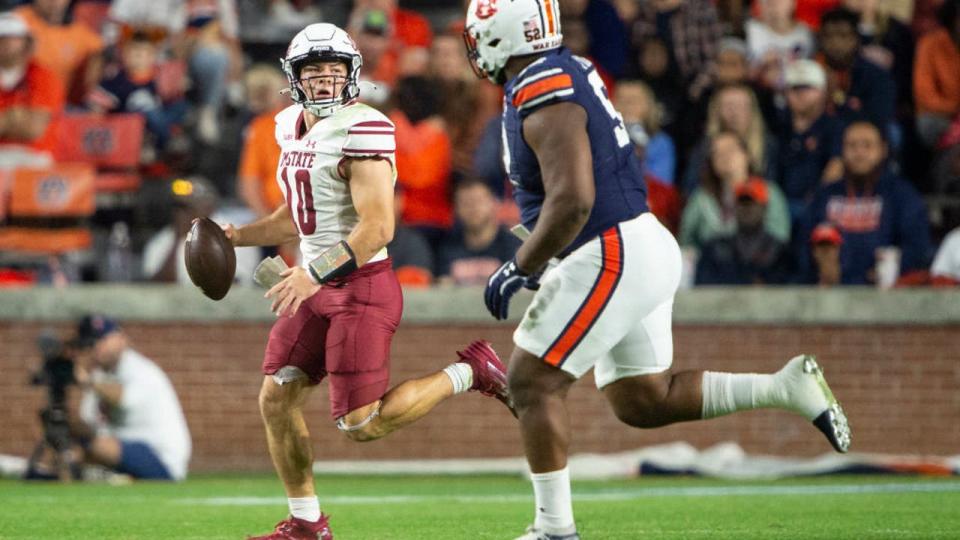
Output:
[{"xmin": 2, "ymin": 322, "xmax": 958, "ymax": 472}]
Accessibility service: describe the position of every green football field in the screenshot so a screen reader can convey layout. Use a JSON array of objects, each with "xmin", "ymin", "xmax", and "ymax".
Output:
[{"xmin": 1, "ymin": 474, "xmax": 958, "ymax": 539}]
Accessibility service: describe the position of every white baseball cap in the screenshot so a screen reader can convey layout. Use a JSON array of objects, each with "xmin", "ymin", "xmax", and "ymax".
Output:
[
  {"xmin": 784, "ymin": 59, "xmax": 826, "ymax": 90},
  {"xmin": 0, "ymin": 12, "xmax": 29, "ymax": 37}
]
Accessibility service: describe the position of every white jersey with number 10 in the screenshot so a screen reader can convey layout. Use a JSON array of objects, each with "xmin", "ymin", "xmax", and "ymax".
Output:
[{"xmin": 273, "ymin": 102, "xmax": 397, "ymax": 266}]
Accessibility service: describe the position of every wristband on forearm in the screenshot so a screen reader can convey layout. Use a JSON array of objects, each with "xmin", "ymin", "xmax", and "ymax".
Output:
[{"xmin": 307, "ymin": 240, "xmax": 358, "ymax": 284}]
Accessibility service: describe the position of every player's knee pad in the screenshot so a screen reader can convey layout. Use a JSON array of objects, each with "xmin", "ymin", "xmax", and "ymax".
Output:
[
  {"xmin": 271, "ymin": 366, "xmax": 308, "ymax": 386},
  {"xmin": 336, "ymin": 403, "xmax": 382, "ymax": 441}
]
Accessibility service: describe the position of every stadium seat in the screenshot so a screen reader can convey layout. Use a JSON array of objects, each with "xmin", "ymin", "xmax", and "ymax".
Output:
[
  {"xmin": 0, "ymin": 164, "xmax": 96, "ymax": 253},
  {"xmin": 8, "ymin": 165, "xmax": 95, "ymax": 217},
  {"xmin": 54, "ymin": 113, "xmax": 145, "ymax": 169}
]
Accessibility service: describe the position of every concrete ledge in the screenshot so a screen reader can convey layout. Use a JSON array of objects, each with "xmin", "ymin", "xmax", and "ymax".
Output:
[{"xmin": 0, "ymin": 285, "xmax": 958, "ymax": 324}]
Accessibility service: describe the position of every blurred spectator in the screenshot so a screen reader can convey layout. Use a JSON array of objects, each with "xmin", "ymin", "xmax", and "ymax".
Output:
[
  {"xmin": 240, "ymin": 62, "xmax": 287, "ymax": 122},
  {"xmin": 801, "ymin": 121, "xmax": 933, "ymax": 284},
  {"xmin": 560, "ymin": 0, "xmax": 630, "ymax": 78},
  {"xmin": 109, "ymin": 0, "xmax": 242, "ymax": 144},
  {"xmin": 436, "ymin": 179, "xmax": 520, "ymax": 286},
  {"xmin": 142, "ymin": 176, "xmax": 257, "ymax": 284},
  {"xmin": 562, "ymin": 15, "xmax": 616, "ymax": 93},
  {"xmin": 611, "ymin": 0, "xmax": 639, "ymax": 23},
  {"xmin": 843, "ymin": 0, "xmax": 915, "ymax": 116},
  {"xmin": 912, "ymin": 0, "xmax": 946, "ymax": 36},
  {"xmin": 351, "ymin": 0, "xmax": 432, "ymax": 49},
  {"xmin": 390, "ymin": 76, "xmax": 454, "ymax": 242},
  {"xmin": 795, "ymin": 0, "xmax": 841, "ymax": 31},
  {"xmin": 429, "ymin": 33, "xmax": 499, "ymax": 179},
  {"xmin": 775, "ymin": 59, "xmax": 844, "ymax": 218},
  {"xmin": 71, "ymin": 315, "xmax": 191, "ymax": 480},
  {"xmin": 716, "ymin": 0, "xmax": 750, "ymax": 36},
  {"xmin": 695, "ymin": 178, "xmax": 793, "ymax": 284},
  {"xmin": 632, "ymin": 36, "xmax": 685, "ymax": 137},
  {"xmin": 931, "ymin": 138, "xmax": 960, "ymax": 194},
  {"xmin": 251, "ymin": 0, "xmax": 324, "ymax": 42},
  {"xmin": 631, "ymin": 0, "xmax": 722, "ymax": 100},
  {"xmin": 685, "ymin": 38, "xmax": 779, "ymax": 154},
  {"xmin": 809, "ymin": 222, "xmax": 843, "ymax": 285},
  {"xmin": 472, "ymin": 116, "xmax": 508, "ymax": 200},
  {"xmin": 86, "ymin": 31, "xmax": 188, "ymax": 151},
  {"xmin": 818, "ymin": 8, "xmax": 896, "ymax": 133},
  {"xmin": 637, "ymin": 144, "xmax": 681, "ymax": 235},
  {"xmin": 913, "ymin": 0, "xmax": 960, "ymax": 147},
  {"xmin": 236, "ymin": 64, "xmax": 287, "ymax": 218},
  {"xmin": 349, "ymin": 0, "xmax": 432, "ymax": 78},
  {"xmin": 0, "ymin": 12, "xmax": 64, "ymax": 170},
  {"xmin": 680, "ymin": 131, "xmax": 791, "ymax": 248},
  {"xmin": 613, "ymin": 82, "xmax": 681, "ymax": 232},
  {"xmin": 15, "ymin": 0, "xmax": 104, "ymax": 104},
  {"xmin": 643, "ymin": 171, "xmax": 681, "ymax": 234},
  {"xmin": 387, "ymin": 186, "xmax": 434, "ymax": 287},
  {"xmin": 746, "ymin": 0, "xmax": 815, "ymax": 88},
  {"xmin": 683, "ymin": 83, "xmax": 779, "ymax": 195},
  {"xmin": 714, "ymin": 37, "xmax": 752, "ymax": 87},
  {"xmin": 930, "ymin": 226, "xmax": 960, "ymax": 284},
  {"xmin": 355, "ymin": 8, "xmax": 398, "ymax": 104},
  {"xmin": 614, "ymin": 80, "xmax": 676, "ymax": 184}
]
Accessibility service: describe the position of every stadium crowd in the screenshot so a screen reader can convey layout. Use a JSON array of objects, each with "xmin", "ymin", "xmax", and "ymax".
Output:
[{"xmin": 0, "ymin": 0, "xmax": 959, "ymax": 287}]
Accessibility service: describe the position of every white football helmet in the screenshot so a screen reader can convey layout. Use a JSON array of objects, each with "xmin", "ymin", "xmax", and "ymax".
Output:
[
  {"xmin": 282, "ymin": 23, "xmax": 362, "ymax": 117},
  {"xmin": 464, "ymin": 0, "xmax": 563, "ymax": 84}
]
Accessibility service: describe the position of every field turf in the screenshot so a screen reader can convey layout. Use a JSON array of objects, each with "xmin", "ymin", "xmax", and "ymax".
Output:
[{"xmin": 1, "ymin": 474, "xmax": 958, "ymax": 539}]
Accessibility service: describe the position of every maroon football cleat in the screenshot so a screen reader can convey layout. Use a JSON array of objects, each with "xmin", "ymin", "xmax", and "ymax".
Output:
[
  {"xmin": 457, "ymin": 340, "xmax": 516, "ymax": 417},
  {"xmin": 248, "ymin": 515, "xmax": 333, "ymax": 540}
]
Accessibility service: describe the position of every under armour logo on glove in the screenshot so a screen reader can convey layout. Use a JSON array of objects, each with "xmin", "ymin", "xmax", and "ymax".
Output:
[{"xmin": 484, "ymin": 257, "xmax": 533, "ymax": 320}]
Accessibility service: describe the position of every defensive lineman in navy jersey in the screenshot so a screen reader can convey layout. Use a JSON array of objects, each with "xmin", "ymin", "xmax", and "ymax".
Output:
[
  {"xmin": 503, "ymin": 47, "xmax": 649, "ymax": 257},
  {"xmin": 465, "ymin": 2, "xmax": 851, "ymax": 539}
]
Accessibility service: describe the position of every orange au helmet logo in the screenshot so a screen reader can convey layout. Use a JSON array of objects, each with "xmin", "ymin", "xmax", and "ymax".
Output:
[{"xmin": 476, "ymin": 0, "xmax": 498, "ymax": 19}]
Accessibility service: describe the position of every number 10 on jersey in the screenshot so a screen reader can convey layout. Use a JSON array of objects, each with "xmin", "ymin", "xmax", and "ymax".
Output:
[{"xmin": 281, "ymin": 167, "xmax": 317, "ymax": 235}]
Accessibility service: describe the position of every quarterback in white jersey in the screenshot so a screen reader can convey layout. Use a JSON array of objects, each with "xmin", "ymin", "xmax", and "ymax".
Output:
[
  {"xmin": 222, "ymin": 23, "xmax": 513, "ymax": 540},
  {"xmin": 272, "ymin": 99, "xmax": 396, "ymax": 266}
]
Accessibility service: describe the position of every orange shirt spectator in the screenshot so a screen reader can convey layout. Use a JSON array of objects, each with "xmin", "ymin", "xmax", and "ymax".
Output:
[
  {"xmin": 351, "ymin": 2, "xmax": 432, "ymax": 48},
  {"xmin": 0, "ymin": 61, "xmax": 64, "ymax": 156},
  {"xmin": 0, "ymin": 12, "xmax": 63, "ymax": 173},
  {"xmin": 914, "ymin": 28, "xmax": 960, "ymax": 117},
  {"xmin": 238, "ymin": 110, "xmax": 284, "ymax": 216},
  {"xmin": 390, "ymin": 110, "xmax": 453, "ymax": 229},
  {"xmin": 393, "ymin": 7, "xmax": 432, "ymax": 48},
  {"xmin": 15, "ymin": 4, "xmax": 103, "ymax": 102}
]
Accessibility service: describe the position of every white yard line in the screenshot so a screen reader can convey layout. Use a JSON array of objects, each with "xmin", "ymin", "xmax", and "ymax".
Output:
[{"xmin": 176, "ymin": 481, "xmax": 960, "ymax": 506}]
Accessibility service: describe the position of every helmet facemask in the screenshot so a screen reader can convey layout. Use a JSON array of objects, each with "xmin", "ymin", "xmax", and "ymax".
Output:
[
  {"xmin": 283, "ymin": 51, "xmax": 361, "ymax": 118},
  {"xmin": 463, "ymin": 24, "xmax": 509, "ymax": 85}
]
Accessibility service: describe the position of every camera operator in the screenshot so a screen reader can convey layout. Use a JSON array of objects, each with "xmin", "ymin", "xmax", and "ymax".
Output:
[{"xmin": 71, "ymin": 315, "xmax": 191, "ymax": 481}]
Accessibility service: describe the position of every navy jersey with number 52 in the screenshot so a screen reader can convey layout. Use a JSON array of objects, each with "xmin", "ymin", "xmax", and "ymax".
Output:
[{"xmin": 502, "ymin": 47, "xmax": 648, "ymax": 257}]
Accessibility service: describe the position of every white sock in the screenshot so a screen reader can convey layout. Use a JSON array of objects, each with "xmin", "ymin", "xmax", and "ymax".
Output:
[
  {"xmin": 531, "ymin": 467, "xmax": 576, "ymax": 533},
  {"xmin": 701, "ymin": 371, "xmax": 783, "ymax": 418},
  {"xmin": 443, "ymin": 362, "xmax": 474, "ymax": 394},
  {"xmin": 288, "ymin": 496, "xmax": 321, "ymax": 522}
]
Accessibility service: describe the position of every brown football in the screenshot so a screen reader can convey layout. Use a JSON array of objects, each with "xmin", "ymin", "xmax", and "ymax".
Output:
[{"xmin": 184, "ymin": 217, "xmax": 236, "ymax": 300}]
